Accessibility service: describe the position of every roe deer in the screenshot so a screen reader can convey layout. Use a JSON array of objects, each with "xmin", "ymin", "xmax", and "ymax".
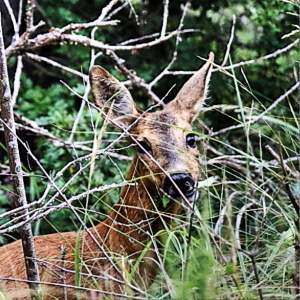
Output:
[{"xmin": 0, "ymin": 53, "xmax": 214, "ymax": 299}]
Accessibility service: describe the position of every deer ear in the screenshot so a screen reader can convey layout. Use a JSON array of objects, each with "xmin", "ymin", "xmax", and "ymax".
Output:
[
  {"xmin": 168, "ymin": 52, "xmax": 214, "ymax": 122},
  {"xmin": 89, "ymin": 65, "xmax": 139, "ymax": 127}
]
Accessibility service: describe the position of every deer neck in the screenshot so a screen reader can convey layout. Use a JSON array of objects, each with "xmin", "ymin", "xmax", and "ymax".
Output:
[{"xmin": 94, "ymin": 156, "xmax": 170, "ymax": 255}]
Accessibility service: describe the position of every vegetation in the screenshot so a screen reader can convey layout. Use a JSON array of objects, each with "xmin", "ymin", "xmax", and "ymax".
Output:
[{"xmin": 0, "ymin": 0, "xmax": 299, "ymax": 299}]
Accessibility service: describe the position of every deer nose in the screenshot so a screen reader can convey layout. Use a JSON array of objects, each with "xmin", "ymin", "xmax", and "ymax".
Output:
[{"xmin": 163, "ymin": 172, "xmax": 195, "ymax": 198}]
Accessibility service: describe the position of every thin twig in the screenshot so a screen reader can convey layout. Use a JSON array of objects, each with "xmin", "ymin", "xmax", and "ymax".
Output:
[
  {"xmin": 25, "ymin": 52, "xmax": 88, "ymax": 81},
  {"xmin": 160, "ymin": 0, "xmax": 169, "ymax": 37},
  {"xmin": 3, "ymin": 0, "xmax": 18, "ymax": 37},
  {"xmin": 222, "ymin": 15, "xmax": 236, "ymax": 66},
  {"xmin": 221, "ymin": 38, "xmax": 300, "ymax": 70},
  {"xmin": 107, "ymin": 50, "xmax": 161, "ymax": 104},
  {"xmin": 166, "ymin": 38, "xmax": 299, "ymax": 76},
  {"xmin": 11, "ymin": 55, "xmax": 23, "ymax": 106},
  {"xmin": 249, "ymin": 253, "xmax": 264, "ymax": 300},
  {"xmin": 267, "ymin": 144, "xmax": 300, "ymax": 299},
  {"xmin": 265, "ymin": 145, "xmax": 299, "ymax": 213},
  {"xmin": 149, "ymin": 2, "xmax": 190, "ymax": 88},
  {"xmin": 0, "ymin": 276, "xmax": 145, "ymax": 299},
  {"xmin": 25, "ymin": 0, "xmax": 35, "ymax": 30},
  {"xmin": 0, "ymin": 182, "xmax": 132, "ymax": 235},
  {"xmin": 210, "ymin": 81, "xmax": 300, "ymax": 137}
]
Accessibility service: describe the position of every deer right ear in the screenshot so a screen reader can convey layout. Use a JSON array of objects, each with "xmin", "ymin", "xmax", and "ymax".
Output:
[
  {"xmin": 89, "ymin": 65, "xmax": 139, "ymax": 128},
  {"xmin": 166, "ymin": 52, "xmax": 214, "ymax": 122}
]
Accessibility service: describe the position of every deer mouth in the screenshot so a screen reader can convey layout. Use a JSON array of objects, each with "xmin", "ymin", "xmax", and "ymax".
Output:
[{"xmin": 163, "ymin": 172, "xmax": 196, "ymax": 199}]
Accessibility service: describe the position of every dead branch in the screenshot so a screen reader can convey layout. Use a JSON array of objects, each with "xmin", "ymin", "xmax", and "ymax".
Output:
[
  {"xmin": 106, "ymin": 50, "xmax": 161, "ymax": 104},
  {"xmin": 6, "ymin": 27, "xmax": 194, "ymax": 57},
  {"xmin": 25, "ymin": 52, "xmax": 88, "ymax": 81},
  {"xmin": 161, "ymin": 0, "xmax": 169, "ymax": 37},
  {"xmin": 25, "ymin": 0, "xmax": 35, "ymax": 30},
  {"xmin": 0, "ymin": 13, "xmax": 40, "ymax": 293},
  {"xmin": 11, "ymin": 55, "xmax": 23, "ymax": 106},
  {"xmin": 149, "ymin": 2, "xmax": 190, "ymax": 88},
  {"xmin": 166, "ymin": 38, "xmax": 299, "ymax": 76},
  {"xmin": 0, "ymin": 181, "xmax": 132, "ymax": 235}
]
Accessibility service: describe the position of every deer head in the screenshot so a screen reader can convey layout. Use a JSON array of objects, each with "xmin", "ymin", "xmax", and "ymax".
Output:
[{"xmin": 89, "ymin": 53, "xmax": 214, "ymax": 206}]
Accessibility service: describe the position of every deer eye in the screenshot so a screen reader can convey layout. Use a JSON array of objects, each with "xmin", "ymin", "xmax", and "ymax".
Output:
[
  {"xmin": 137, "ymin": 138, "xmax": 152, "ymax": 154},
  {"xmin": 186, "ymin": 133, "xmax": 199, "ymax": 148}
]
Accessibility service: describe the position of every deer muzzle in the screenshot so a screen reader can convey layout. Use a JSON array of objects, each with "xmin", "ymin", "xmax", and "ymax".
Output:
[{"xmin": 163, "ymin": 172, "xmax": 195, "ymax": 199}]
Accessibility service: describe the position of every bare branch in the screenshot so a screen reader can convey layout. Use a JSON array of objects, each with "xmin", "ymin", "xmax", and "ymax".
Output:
[
  {"xmin": 107, "ymin": 50, "xmax": 161, "ymax": 104},
  {"xmin": 60, "ymin": 20, "xmax": 119, "ymax": 33},
  {"xmin": 0, "ymin": 182, "xmax": 132, "ymax": 235},
  {"xmin": 25, "ymin": 0, "xmax": 35, "ymax": 30},
  {"xmin": 149, "ymin": 2, "xmax": 190, "ymax": 88},
  {"xmin": 11, "ymin": 55, "xmax": 23, "ymax": 106},
  {"xmin": 3, "ymin": 0, "xmax": 18, "ymax": 37},
  {"xmin": 161, "ymin": 0, "xmax": 169, "ymax": 37},
  {"xmin": 56, "ymin": 0, "xmax": 120, "ymax": 33},
  {"xmin": 219, "ymin": 38, "xmax": 300, "ymax": 71},
  {"xmin": 25, "ymin": 52, "xmax": 88, "ymax": 81},
  {"xmin": 0, "ymin": 12, "xmax": 40, "ymax": 293},
  {"xmin": 166, "ymin": 38, "xmax": 299, "ymax": 76},
  {"xmin": 120, "ymin": 28, "xmax": 198, "ymax": 46},
  {"xmin": 6, "ymin": 27, "xmax": 195, "ymax": 57}
]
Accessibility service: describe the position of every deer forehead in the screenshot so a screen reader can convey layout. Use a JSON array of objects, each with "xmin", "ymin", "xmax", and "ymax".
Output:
[{"xmin": 134, "ymin": 111, "xmax": 192, "ymax": 140}]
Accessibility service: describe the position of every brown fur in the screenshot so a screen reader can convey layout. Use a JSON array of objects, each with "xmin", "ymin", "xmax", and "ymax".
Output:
[{"xmin": 0, "ymin": 53, "xmax": 214, "ymax": 299}]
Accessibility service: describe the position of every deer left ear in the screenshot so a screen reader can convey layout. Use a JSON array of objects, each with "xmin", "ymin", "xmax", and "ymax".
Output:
[
  {"xmin": 167, "ymin": 52, "xmax": 214, "ymax": 122},
  {"xmin": 89, "ymin": 65, "xmax": 139, "ymax": 128}
]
